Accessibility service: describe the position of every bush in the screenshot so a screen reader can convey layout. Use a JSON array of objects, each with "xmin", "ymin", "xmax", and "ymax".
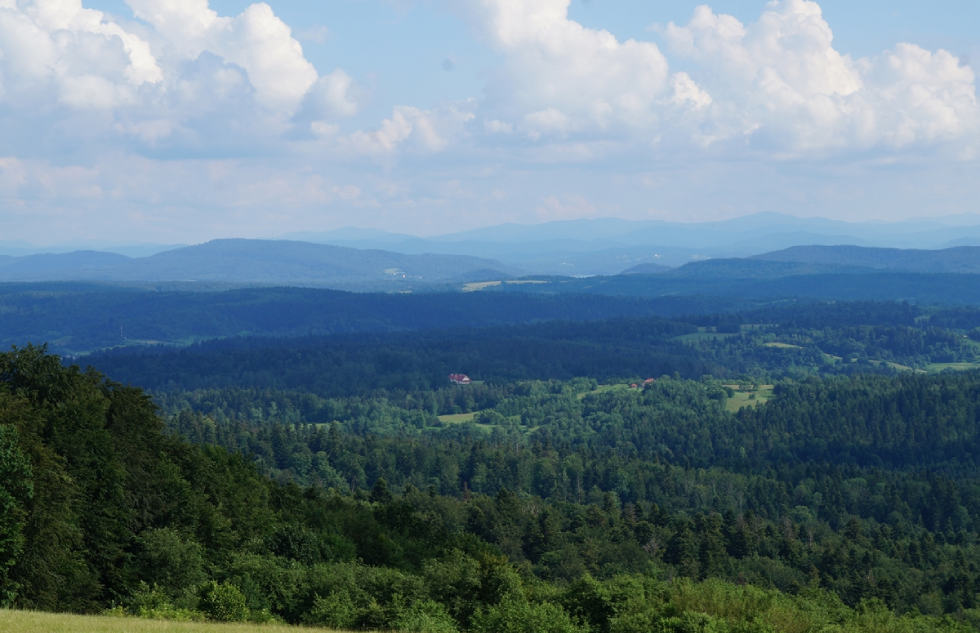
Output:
[
  {"xmin": 198, "ymin": 580, "xmax": 249, "ymax": 622},
  {"xmin": 471, "ymin": 595, "xmax": 585, "ymax": 633},
  {"xmin": 392, "ymin": 597, "xmax": 459, "ymax": 633},
  {"xmin": 126, "ymin": 582, "xmax": 206, "ymax": 621},
  {"xmin": 304, "ymin": 589, "xmax": 358, "ymax": 629}
]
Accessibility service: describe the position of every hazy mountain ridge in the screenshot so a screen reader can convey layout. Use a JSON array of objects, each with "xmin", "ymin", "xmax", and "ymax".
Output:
[
  {"xmin": 284, "ymin": 212, "xmax": 980, "ymax": 274},
  {"xmin": 0, "ymin": 251, "xmax": 132, "ymax": 277},
  {"xmin": 0, "ymin": 239, "xmax": 518, "ymax": 285},
  {"xmin": 753, "ymin": 244, "xmax": 980, "ymax": 273},
  {"xmin": 619, "ymin": 262, "xmax": 673, "ymax": 275},
  {"xmin": 653, "ymin": 259, "xmax": 880, "ymax": 279},
  {"xmin": 7, "ymin": 215, "xmax": 980, "ymax": 283}
]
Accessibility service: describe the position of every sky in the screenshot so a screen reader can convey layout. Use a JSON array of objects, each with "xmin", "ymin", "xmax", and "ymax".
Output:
[{"xmin": 0, "ymin": 0, "xmax": 978, "ymax": 244}]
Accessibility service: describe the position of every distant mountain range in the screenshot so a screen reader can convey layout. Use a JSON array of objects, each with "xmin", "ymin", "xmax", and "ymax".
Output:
[
  {"xmin": 617, "ymin": 245, "xmax": 980, "ymax": 279},
  {"xmin": 753, "ymin": 245, "xmax": 980, "ymax": 274},
  {"xmin": 10, "ymin": 212, "xmax": 980, "ymax": 277},
  {"xmin": 459, "ymin": 245, "xmax": 980, "ymax": 304},
  {"xmin": 6, "ymin": 218, "xmax": 980, "ymax": 285},
  {"xmin": 281, "ymin": 212, "xmax": 980, "ymax": 273},
  {"xmin": 0, "ymin": 240, "xmax": 517, "ymax": 286}
]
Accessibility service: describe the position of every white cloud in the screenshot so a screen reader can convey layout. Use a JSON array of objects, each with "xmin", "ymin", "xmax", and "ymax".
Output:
[
  {"xmin": 662, "ymin": 0, "xmax": 978, "ymax": 152},
  {"xmin": 343, "ymin": 102, "xmax": 475, "ymax": 155},
  {"xmin": 0, "ymin": 0, "xmax": 977, "ymax": 243},
  {"xmin": 125, "ymin": 0, "xmax": 317, "ymax": 112},
  {"xmin": 439, "ymin": 0, "xmax": 977, "ymax": 157},
  {"xmin": 447, "ymin": 0, "xmax": 674, "ymax": 137},
  {"xmin": 0, "ymin": 0, "xmax": 361, "ymax": 151}
]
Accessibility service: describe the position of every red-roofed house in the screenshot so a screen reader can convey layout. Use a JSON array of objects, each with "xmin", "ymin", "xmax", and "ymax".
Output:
[{"xmin": 449, "ymin": 374, "xmax": 472, "ymax": 385}]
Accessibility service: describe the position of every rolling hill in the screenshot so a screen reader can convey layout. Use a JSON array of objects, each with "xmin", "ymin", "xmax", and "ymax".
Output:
[
  {"xmin": 0, "ymin": 240, "xmax": 517, "ymax": 286},
  {"xmin": 753, "ymin": 245, "xmax": 980, "ymax": 273}
]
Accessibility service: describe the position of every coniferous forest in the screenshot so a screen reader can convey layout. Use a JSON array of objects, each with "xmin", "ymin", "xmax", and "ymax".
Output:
[{"xmin": 6, "ymin": 295, "xmax": 980, "ymax": 631}]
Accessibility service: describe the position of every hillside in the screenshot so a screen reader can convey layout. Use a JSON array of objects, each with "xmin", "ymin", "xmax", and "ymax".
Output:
[
  {"xmin": 0, "ymin": 251, "xmax": 132, "ymax": 279},
  {"xmin": 618, "ymin": 262, "xmax": 672, "ymax": 275},
  {"xmin": 0, "ymin": 240, "xmax": 517, "ymax": 286},
  {"xmin": 482, "ymin": 271, "xmax": 980, "ymax": 304},
  {"xmin": 656, "ymin": 258, "xmax": 879, "ymax": 279},
  {"xmin": 753, "ymin": 244, "xmax": 980, "ymax": 273},
  {"xmin": 0, "ymin": 284, "xmax": 746, "ymax": 356}
]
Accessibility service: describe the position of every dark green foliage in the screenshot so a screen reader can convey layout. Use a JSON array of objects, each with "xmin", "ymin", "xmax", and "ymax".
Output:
[
  {"xmin": 0, "ymin": 283, "xmax": 742, "ymax": 356},
  {"xmin": 148, "ymin": 368, "xmax": 980, "ymax": 618},
  {"xmin": 493, "ymin": 270, "xmax": 980, "ymax": 304},
  {"xmin": 9, "ymin": 294, "xmax": 980, "ymax": 632},
  {"xmin": 198, "ymin": 581, "xmax": 249, "ymax": 622},
  {"xmin": 0, "ymin": 423, "xmax": 31, "ymax": 606}
]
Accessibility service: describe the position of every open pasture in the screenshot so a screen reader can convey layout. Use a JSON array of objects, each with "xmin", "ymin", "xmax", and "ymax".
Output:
[{"xmin": 0, "ymin": 611, "xmax": 350, "ymax": 633}]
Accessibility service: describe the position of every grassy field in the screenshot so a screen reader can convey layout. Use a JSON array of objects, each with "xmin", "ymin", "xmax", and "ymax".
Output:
[
  {"xmin": 437, "ymin": 412, "xmax": 477, "ymax": 424},
  {"xmin": 0, "ymin": 610, "xmax": 349, "ymax": 633},
  {"xmin": 763, "ymin": 342, "xmax": 801, "ymax": 349},
  {"xmin": 461, "ymin": 281, "xmax": 502, "ymax": 291},
  {"xmin": 577, "ymin": 383, "xmax": 629, "ymax": 399},
  {"xmin": 462, "ymin": 279, "xmax": 549, "ymax": 292},
  {"xmin": 724, "ymin": 385, "xmax": 774, "ymax": 412},
  {"xmin": 675, "ymin": 332, "xmax": 740, "ymax": 343},
  {"xmin": 926, "ymin": 361, "xmax": 980, "ymax": 372}
]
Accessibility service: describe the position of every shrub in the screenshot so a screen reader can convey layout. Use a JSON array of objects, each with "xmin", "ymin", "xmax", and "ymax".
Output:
[
  {"xmin": 392, "ymin": 597, "xmax": 459, "ymax": 633},
  {"xmin": 303, "ymin": 590, "xmax": 358, "ymax": 629},
  {"xmin": 198, "ymin": 580, "xmax": 249, "ymax": 622},
  {"xmin": 471, "ymin": 595, "xmax": 585, "ymax": 633},
  {"xmin": 126, "ymin": 582, "xmax": 206, "ymax": 621}
]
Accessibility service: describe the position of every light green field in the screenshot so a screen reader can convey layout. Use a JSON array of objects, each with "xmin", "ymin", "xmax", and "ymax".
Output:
[
  {"xmin": 461, "ymin": 281, "xmax": 501, "ymax": 291},
  {"xmin": 0, "ymin": 610, "xmax": 350, "ymax": 633},
  {"xmin": 437, "ymin": 412, "xmax": 477, "ymax": 423},
  {"xmin": 577, "ymin": 383, "xmax": 629, "ymax": 399},
  {"xmin": 926, "ymin": 362, "xmax": 980, "ymax": 372},
  {"xmin": 725, "ymin": 386, "xmax": 774, "ymax": 412},
  {"xmin": 462, "ymin": 279, "xmax": 549, "ymax": 292},
  {"xmin": 763, "ymin": 342, "xmax": 801, "ymax": 349}
]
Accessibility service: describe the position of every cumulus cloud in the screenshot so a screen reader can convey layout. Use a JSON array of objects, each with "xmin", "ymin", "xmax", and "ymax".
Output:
[
  {"xmin": 0, "ymin": 0, "xmax": 361, "ymax": 150},
  {"xmin": 663, "ymin": 0, "xmax": 978, "ymax": 152},
  {"xmin": 443, "ymin": 0, "xmax": 977, "ymax": 156},
  {"xmin": 446, "ymin": 0, "xmax": 676, "ymax": 138},
  {"xmin": 343, "ymin": 102, "xmax": 476, "ymax": 155}
]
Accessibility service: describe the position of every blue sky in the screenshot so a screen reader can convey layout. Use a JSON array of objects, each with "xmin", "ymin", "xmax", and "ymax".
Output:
[{"xmin": 1, "ymin": 0, "xmax": 978, "ymax": 243}]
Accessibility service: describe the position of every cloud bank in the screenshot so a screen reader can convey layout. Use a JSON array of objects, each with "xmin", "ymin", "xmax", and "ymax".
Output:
[
  {"xmin": 0, "ymin": 0, "xmax": 976, "ymax": 240},
  {"xmin": 0, "ymin": 0, "xmax": 359, "ymax": 152}
]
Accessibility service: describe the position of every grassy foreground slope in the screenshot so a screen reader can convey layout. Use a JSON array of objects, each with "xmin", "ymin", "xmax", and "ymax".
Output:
[{"xmin": 0, "ymin": 610, "xmax": 349, "ymax": 632}]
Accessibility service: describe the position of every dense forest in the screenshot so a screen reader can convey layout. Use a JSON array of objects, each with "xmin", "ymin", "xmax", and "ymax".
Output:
[
  {"xmin": 0, "ymin": 282, "xmax": 748, "ymax": 356},
  {"xmin": 7, "ymin": 298, "xmax": 980, "ymax": 630},
  {"xmin": 2, "ymin": 346, "xmax": 978, "ymax": 631},
  {"xmin": 89, "ymin": 301, "xmax": 980, "ymax": 398},
  {"xmin": 7, "ymin": 276, "xmax": 980, "ymax": 358}
]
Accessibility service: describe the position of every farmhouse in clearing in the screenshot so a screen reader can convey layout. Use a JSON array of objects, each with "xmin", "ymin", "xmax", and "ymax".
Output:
[{"xmin": 449, "ymin": 373, "xmax": 472, "ymax": 385}]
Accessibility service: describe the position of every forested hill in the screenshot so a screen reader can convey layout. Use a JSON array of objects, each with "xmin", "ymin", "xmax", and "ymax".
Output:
[
  {"xmin": 88, "ymin": 300, "xmax": 980, "ymax": 399},
  {"xmin": 6, "ymin": 345, "xmax": 980, "ymax": 630},
  {"xmin": 0, "ymin": 239, "xmax": 518, "ymax": 285},
  {"xmin": 487, "ymin": 270, "xmax": 980, "ymax": 303},
  {"xmin": 0, "ymin": 284, "xmax": 745, "ymax": 356},
  {"xmin": 754, "ymin": 245, "xmax": 980, "ymax": 273}
]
